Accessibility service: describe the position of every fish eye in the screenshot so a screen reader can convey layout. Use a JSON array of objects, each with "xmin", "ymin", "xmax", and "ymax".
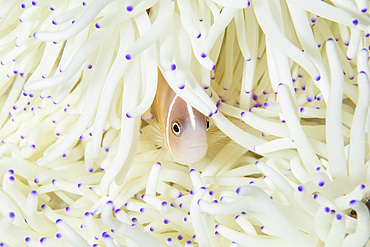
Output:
[
  {"xmin": 206, "ymin": 118, "xmax": 210, "ymax": 130},
  {"xmin": 171, "ymin": 120, "xmax": 181, "ymax": 136}
]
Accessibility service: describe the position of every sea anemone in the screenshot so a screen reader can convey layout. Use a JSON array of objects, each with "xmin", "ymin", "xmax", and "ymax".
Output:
[{"xmin": 0, "ymin": 0, "xmax": 369, "ymax": 246}]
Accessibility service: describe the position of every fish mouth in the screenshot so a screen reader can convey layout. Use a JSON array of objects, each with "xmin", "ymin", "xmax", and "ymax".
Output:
[
  {"xmin": 173, "ymin": 143, "xmax": 208, "ymax": 165},
  {"xmin": 186, "ymin": 142, "xmax": 208, "ymax": 150}
]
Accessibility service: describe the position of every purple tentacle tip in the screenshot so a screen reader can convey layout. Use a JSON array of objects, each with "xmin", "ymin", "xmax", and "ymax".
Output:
[
  {"xmin": 298, "ymin": 185, "xmax": 304, "ymax": 192},
  {"xmin": 352, "ymin": 19, "xmax": 358, "ymax": 26},
  {"xmin": 126, "ymin": 5, "xmax": 133, "ymax": 12},
  {"xmin": 201, "ymin": 53, "xmax": 207, "ymax": 58},
  {"xmin": 125, "ymin": 54, "xmax": 131, "ymax": 60},
  {"xmin": 252, "ymin": 94, "xmax": 258, "ymax": 100}
]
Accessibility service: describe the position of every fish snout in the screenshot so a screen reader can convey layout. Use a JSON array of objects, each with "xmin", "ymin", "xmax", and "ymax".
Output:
[{"xmin": 175, "ymin": 142, "xmax": 208, "ymax": 165}]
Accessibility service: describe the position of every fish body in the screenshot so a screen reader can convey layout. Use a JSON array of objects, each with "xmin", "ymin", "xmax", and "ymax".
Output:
[{"xmin": 153, "ymin": 71, "xmax": 208, "ymax": 164}]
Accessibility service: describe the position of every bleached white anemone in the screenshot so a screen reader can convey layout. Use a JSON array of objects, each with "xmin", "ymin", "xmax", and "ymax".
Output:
[{"xmin": 0, "ymin": 0, "xmax": 369, "ymax": 246}]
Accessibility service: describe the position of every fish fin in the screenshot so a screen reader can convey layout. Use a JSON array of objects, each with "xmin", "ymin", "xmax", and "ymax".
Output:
[
  {"xmin": 138, "ymin": 118, "xmax": 173, "ymax": 162},
  {"xmin": 206, "ymin": 124, "xmax": 234, "ymax": 159},
  {"xmin": 206, "ymin": 116, "xmax": 258, "ymax": 160}
]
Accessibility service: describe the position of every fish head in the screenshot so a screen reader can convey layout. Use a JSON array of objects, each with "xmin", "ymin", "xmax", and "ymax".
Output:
[{"xmin": 165, "ymin": 95, "xmax": 209, "ymax": 164}]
